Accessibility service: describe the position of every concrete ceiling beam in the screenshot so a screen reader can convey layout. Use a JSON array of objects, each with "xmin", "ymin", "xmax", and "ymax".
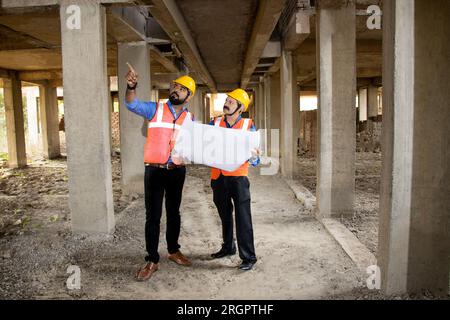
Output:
[
  {"xmin": 148, "ymin": 0, "xmax": 216, "ymax": 92},
  {"xmin": 1, "ymin": 0, "xmax": 137, "ymax": 7},
  {"xmin": 106, "ymin": 7, "xmax": 148, "ymax": 43},
  {"xmin": 266, "ymin": 57, "xmax": 281, "ymax": 74},
  {"xmin": 18, "ymin": 69, "xmax": 62, "ymax": 81},
  {"xmin": 1, "ymin": 0, "xmax": 59, "ymax": 7},
  {"xmin": 240, "ymin": 0, "xmax": 286, "ymax": 89},
  {"xmin": 261, "ymin": 41, "xmax": 281, "ymax": 58},
  {"xmin": 297, "ymin": 71, "xmax": 316, "ymax": 85},
  {"xmin": 149, "ymin": 46, "xmax": 178, "ymax": 74},
  {"xmin": 0, "ymin": 67, "xmax": 11, "ymax": 78},
  {"xmin": 282, "ymin": 10, "xmax": 311, "ymax": 51}
]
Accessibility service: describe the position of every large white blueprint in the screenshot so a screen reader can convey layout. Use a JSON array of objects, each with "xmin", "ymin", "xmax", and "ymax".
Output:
[{"xmin": 171, "ymin": 116, "xmax": 261, "ymax": 171}]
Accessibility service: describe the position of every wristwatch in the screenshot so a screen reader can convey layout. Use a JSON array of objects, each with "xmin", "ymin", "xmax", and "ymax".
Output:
[{"xmin": 127, "ymin": 83, "xmax": 138, "ymax": 90}]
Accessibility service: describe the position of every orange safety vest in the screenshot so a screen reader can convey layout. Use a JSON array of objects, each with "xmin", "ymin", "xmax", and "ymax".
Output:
[
  {"xmin": 144, "ymin": 102, "xmax": 192, "ymax": 164},
  {"xmin": 210, "ymin": 116, "xmax": 253, "ymax": 180}
]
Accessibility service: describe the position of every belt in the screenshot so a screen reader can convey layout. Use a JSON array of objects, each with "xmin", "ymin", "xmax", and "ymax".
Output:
[{"xmin": 145, "ymin": 163, "xmax": 185, "ymax": 170}]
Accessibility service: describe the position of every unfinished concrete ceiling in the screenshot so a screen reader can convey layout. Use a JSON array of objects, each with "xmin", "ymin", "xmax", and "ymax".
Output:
[
  {"xmin": 0, "ymin": 4, "xmax": 177, "ymax": 88},
  {"xmin": 0, "ymin": 0, "xmax": 384, "ymax": 91},
  {"xmin": 176, "ymin": 0, "xmax": 258, "ymax": 91}
]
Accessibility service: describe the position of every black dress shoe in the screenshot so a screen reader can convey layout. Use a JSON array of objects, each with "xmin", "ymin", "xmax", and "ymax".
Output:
[
  {"xmin": 239, "ymin": 261, "xmax": 255, "ymax": 271},
  {"xmin": 211, "ymin": 246, "xmax": 236, "ymax": 259}
]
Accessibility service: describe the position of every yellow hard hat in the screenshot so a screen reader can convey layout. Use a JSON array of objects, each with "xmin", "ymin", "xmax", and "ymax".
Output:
[
  {"xmin": 226, "ymin": 88, "xmax": 251, "ymax": 112},
  {"xmin": 173, "ymin": 75, "xmax": 196, "ymax": 96}
]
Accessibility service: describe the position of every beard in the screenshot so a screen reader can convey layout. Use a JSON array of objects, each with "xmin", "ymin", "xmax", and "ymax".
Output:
[{"xmin": 169, "ymin": 92, "xmax": 187, "ymax": 105}]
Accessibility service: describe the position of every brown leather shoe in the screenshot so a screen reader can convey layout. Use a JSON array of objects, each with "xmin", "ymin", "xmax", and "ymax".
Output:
[
  {"xmin": 168, "ymin": 251, "xmax": 192, "ymax": 266},
  {"xmin": 135, "ymin": 262, "xmax": 159, "ymax": 281}
]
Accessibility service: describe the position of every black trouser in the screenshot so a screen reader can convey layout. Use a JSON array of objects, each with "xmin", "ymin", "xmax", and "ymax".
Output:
[
  {"xmin": 144, "ymin": 165, "xmax": 186, "ymax": 263},
  {"xmin": 211, "ymin": 174, "xmax": 257, "ymax": 263}
]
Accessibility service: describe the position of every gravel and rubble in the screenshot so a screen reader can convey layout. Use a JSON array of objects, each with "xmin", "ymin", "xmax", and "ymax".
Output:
[
  {"xmin": 295, "ymin": 152, "xmax": 382, "ymax": 255},
  {"xmin": 1, "ymin": 152, "xmax": 447, "ymax": 300}
]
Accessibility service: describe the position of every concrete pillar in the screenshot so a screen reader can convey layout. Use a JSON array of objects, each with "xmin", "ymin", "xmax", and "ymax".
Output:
[
  {"xmin": 118, "ymin": 41, "xmax": 151, "ymax": 196},
  {"xmin": 379, "ymin": 0, "xmax": 450, "ymax": 296},
  {"xmin": 269, "ymin": 71, "xmax": 281, "ymax": 158},
  {"xmin": 263, "ymin": 76, "xmax": 271, "ymax": 156},
  {"xmin": 367, "ymin": 85, "xmax": 378, "ymax": 118},
  {"xmin": 25, "ymin": 88, "xmax": 40, "ymax": 153},
  {"xmin": 366, "ymin": 85, "xmax": 379, "ymax": 149},
  {"xmin": 257, "ymin": 82, "xmax": 265, "ymax": 130},
  {"xmin": 253, "ymin": 87, "xmax": 259, "ymax": 126},
  {"xmin": 358, "ymin": 88, "xmax": 368, "ymax": 122},
  {"xmin": 204, "ymin": 95, "xmax": 211, "ymax": 123},
  {"xmin": 60, "ymin": 0, "xmax": 114, "ymax": 234},
  {"xmin": 191, "ymin": 87, "xmax": 204, "ymax": 123},
  {"xmin": 150, "ymin": 89, "xmax": 159, "ymax": 102},
  {"xmin": 107, "ymin": 77, "xmax": 114, "ymax": 156},
  {"xmin": 280, "ymin": 50, "xmax": 299, "ymax": 178},
  {"xmin": 39, "ymin": 82, "xmax": 61, "ymax": 159},
  {"xmin": 4, "ymin": 72, "xmax": 26, "ymax": 168},
  {"xmin": 200, "ymin": 91, "xmax": 206, "ymax": 124},
  {"xmin": 248, "ymin": 91, "xmax": 255, "ymax": 120},
  {"xmin": 298, "ymin": 90, "xmax": 306, "ymax": 153},
  {"xmin": 315, "ymin": 1, "xmax": 356, "ymax": 218}
]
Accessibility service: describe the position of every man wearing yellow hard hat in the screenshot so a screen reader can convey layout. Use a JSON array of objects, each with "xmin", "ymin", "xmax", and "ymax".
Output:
[
  {"xmin": 125, "ymin": 63, "xmax": 196, "ymax": 281},
  {"xmin": 209, "ymin": 88, "xmax": 260, "ymax": 271}
]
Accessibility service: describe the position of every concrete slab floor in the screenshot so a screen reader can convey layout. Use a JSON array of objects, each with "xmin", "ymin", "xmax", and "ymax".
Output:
[
  {"xmin": 1, "ymin": 156, "xmax": 448, "ymax": 299},
  {"xmin": 0, "ymin": 158, "xmax": 370, "ymax": 299}
]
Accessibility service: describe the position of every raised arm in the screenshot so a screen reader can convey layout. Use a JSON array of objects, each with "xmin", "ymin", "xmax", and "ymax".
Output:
[
  {"xmin": 125, "ymin": 62, "xmax": 138, "ymax": 104},
  {"xmin": 124, "ymin": 62, "xmax": 157, "ymax": 120}
]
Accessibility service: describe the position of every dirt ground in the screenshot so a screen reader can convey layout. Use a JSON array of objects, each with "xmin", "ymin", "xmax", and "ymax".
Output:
[
  {"xmin": 1, "ymin": 154, "xmax": 447, "ymax": 300},
  {"xmin": 0, "ymin": 153, "xmax": 368, "ymax": 300},
  {"xmin": 295, "ymin": 152, "xmax": 381, "ymax": 255}
]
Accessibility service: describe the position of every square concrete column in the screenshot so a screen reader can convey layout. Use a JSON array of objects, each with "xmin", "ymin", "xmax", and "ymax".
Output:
[
  {"xmin": 367, "ymin": 85, "xmax": 378, "ymax": 119},
  {"xmin": 280, "ymin": 50, "xmax": 299, "ymax": 178},
  {"xmin": 358, "ymin": 88, "xmax": 368, "ymax": 122},
  {"xmin": 150, "ymin": 89, "xmax": 159, "ymax": 102},
  {"xmin": 25, "ymin": 88, "xmax": 39, "ymax": 152},
  {"xmin": 256, "ymin": 82, "xmax": 265, "ymax": 130},
  {"xmin": 60, "ymin": 0, "xmax": 114, "ymax": 234},
  {"xmin": 3, "ymin": 72, "xmax": 26, "ymax": 168},
  {"xmin": 191, "ymin": 87, "xmax": 204, "ymax": 123},
  {"xmin": 200, "ymin": 89, "xmax": 206, "ymax": 122},
  {"xmin": 118, "ymin": 41, "xmax": 151, "ymax": 196},
  {"xmin": 39, "ymin": 81, "xmax": 61, "ymax": 159},
  {"xmin": 379, "ymin": 0, "xmax": 450, "ymax": 296},
  {"xmin": 315, "ymin": 1, "xmax": 356, "ymax": 218},
  {"xmin": 252, "ymin": 87, "xmax": 259, "ymax": 126},
  {"xmin": 107, "ymin": 77, "xmax": 114, "ymax": 156},
  {"xmin": 248, "ymin": 91, "xmax": 255, "ymax": 120},
  {"xmin": 366, "ymin": 85, "xmax": 379, "ymax": 149},
  {"xmin": 204, "ymin": 95, "xmax": 211, "ymax": 123},
  {"xmin": 263, "ymin": 76, "xmax": 271, "ymax": 156},
  {"xmin": 270, "ymin": 71, "xmax": 281, "ymax": 157}
]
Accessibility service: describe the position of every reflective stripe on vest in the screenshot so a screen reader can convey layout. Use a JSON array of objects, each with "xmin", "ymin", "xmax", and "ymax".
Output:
[
  {"xmin": 210, "ymin": 116, "xmax": 253, "ymax": 180},
  {"xmin": 216, "ymin": 116, "xmax": 249, "ymax": 131},
  {"xmin": 144, "ymin": 102, "xmax": 191, "ymax": 164}
]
